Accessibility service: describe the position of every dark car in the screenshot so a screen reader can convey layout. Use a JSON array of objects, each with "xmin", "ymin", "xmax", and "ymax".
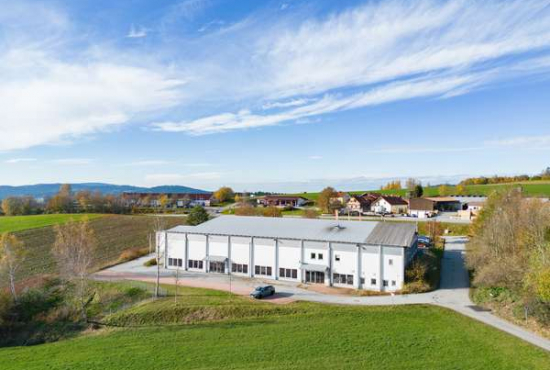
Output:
[{"xmin": 250, "ymin": 285, "xmax": 275, "ymax": 299}]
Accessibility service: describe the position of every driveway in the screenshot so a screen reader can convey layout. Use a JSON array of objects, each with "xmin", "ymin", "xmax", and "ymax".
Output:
[{"xmin": 94, "ymin": 236, "xmax": 550, "ymax": 352}]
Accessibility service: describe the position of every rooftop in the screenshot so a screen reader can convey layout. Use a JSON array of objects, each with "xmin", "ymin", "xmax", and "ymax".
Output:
[{"xmin": 168, "ymin": 216, "xmax": 416, "ymax": 247}]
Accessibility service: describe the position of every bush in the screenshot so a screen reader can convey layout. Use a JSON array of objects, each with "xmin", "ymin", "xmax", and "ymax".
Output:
[
  {"xmin": 187, "ymin": 206, "xmax": 209, "ymax": 226},
  {"xmin": 118, "ymin": 248, "xmax": 149, "ymax": 262},
  {"xmin": 143, "ymin": 258, "xmax": 157, "ymax": 267}
]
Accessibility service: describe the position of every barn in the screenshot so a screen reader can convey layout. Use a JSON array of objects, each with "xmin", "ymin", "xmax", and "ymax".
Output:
[{"xmin": 157, "ymin": 216, "xmax": 418, "ymax": 292}]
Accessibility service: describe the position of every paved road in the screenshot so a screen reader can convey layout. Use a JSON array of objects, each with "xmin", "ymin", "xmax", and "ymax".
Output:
[{"xmin": 94, "ymin": 236, "xmax": 550, "ymax": 352}]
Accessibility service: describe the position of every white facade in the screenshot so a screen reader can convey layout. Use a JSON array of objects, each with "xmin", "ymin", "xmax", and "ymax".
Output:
[{"xmin": 158, "ymin": 217, "xmax": 417, "ymax": 292}]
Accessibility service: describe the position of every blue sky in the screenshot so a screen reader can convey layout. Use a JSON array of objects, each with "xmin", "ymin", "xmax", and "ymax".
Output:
[{"xmin": 1, "ymin": 0, "xmax": 550, "ymax": 192}]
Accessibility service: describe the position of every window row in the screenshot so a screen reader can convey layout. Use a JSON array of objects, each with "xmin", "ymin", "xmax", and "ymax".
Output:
[
  {"xmin": 333, "ymin": 273, "xmax": 353, "ymax": 285},
  {"xmin": 168, "ymin": 258, "xmax": 183, "ymax": 267},
  {"xmin": 255, "ymin": 265, "xmax": 272, "ymax": 276},
  {"xmin": 310, "ymin": 253, "xmax": 324, "ymax": 260},
  {"xmin": 279, "ymin": 268, "xmax": 298, "ymax": 279},
  {"xmin": 188, "ymin": 259, "xmax": 203, "ymax": 269},
  {"xmin": 231, "ymin": 263, "xmax": 248, "ymax": 274}
]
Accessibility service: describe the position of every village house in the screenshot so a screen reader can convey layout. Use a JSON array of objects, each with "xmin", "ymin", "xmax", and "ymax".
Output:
[
  {"xmin": 258, "ymin": 195, "xmax": 309, "ymax": 208},
  {"xmin": 346, "ymin": 193, "xmax": 380, "ymax": 214},
  {"xmin": 370, "ymin": 196, "xmax": 408, "ymax": 214},
  {"xmin": 157, "ymin": 216, "xmax": 418, "ymax": 292}
]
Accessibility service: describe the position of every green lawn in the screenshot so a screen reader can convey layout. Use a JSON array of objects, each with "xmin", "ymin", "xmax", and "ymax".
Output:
[
  {"xmin": 1, "ymin": 285, "xmax": 549, "ymax": 370},
  {"xmin": 292, "ymin": 181, "xmax": 550, "ymax": 201},
  {"xmin": 0, "ymin": 214, "xmax": 104, "ymax": 233}
]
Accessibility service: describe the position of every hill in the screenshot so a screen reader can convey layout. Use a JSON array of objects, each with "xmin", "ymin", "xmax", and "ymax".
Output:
[
  {"xmin": 0, "ymin": 183, "xmax": 210, "ymax": 200},
  {"xmin": 293, "ymin": 181, "xmax": 550, "ymax": 200},
  {"xmin": 0, "ymin": 284, "xmax": 548, "ymax": 369}
]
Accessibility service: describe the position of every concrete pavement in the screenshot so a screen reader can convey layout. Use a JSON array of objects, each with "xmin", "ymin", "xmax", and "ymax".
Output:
[{"xmin": 94, "ymin": 236, "xmax": 550, "ymax": 352}]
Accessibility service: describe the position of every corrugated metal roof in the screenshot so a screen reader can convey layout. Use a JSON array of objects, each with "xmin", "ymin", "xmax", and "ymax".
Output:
[
  {"xmin": 365, "ymin": 222, "xmax": 417, "ymax": 247},
  {"xmin": 168, "ymin": 216, "xmax": 416, "ymax": 247}
]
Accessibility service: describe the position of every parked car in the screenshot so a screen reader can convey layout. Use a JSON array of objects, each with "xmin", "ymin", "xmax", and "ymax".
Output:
[{"xmin": 250, "ymin": 285, "xmax": 275, "ymax": 299}]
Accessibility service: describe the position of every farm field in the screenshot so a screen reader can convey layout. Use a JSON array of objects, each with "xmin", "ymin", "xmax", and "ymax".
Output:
[
  {"xmin": 0, "ymin": 214, "xmax": 104, "ymax": 233},
  {"xmin": 292, "ymin": 181, "xmax": 550, "ymax": 201},
  {"xmin": 6, "ymin": 215, "xmax": 186, "ymax": 283},
  {"xmin": 1, "ymin": 284, "xmax": 549, "ymax": 370}
]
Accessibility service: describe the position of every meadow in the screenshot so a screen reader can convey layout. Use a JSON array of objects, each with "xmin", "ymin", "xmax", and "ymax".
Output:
[
  {"xmin": 293, "ymin": 181, "xmax": 550, "ymax": 200},
  {"xmin": 0, "ymin": 214, "xmax": 104, "ymax": 233},
  {"xmin": 1, "ymin": 284, "xmax": 549, "ymax": 370}
]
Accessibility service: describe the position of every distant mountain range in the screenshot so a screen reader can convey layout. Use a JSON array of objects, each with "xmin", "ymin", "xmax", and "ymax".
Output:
[{"xmin": 0, "ymin": 183, "xmax": 211, "ymax": 200}]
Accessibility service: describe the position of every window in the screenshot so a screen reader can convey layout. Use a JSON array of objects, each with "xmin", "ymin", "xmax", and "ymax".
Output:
[
  {"xmin": 333, "ymin": 273, "xmax": 353, "ymax": 285},
  {"xmin": 318, "ymin": 253, "xmax": 323, "ymax": 260},
  {"xmin": 335, "ymin": 254, "xmax": 340, "ymax": 262},
  {"xmin": 360, "ymin": 278, "xmax": 365, "ymax": 285},
  {"xmin": 232, "ymin": 263, "xmax": 248, "ymax": 274},
  {"xmin": 371, "ymin": 278, "xmax": 377, "ymax": 285},
  {"xmin": 388, "ymin": 259, "xmax": 393, "ymax": 266},
  {"xmin": 168, "ymin": 258, "xmax": 182, "ymax": 267},
  {"xmin": 188, "ymin": 260, "xmax": 203, "ymax": 269},
  {"xmin": 254, "ymin": 265, "xmax": 272, "ymax": 276},
  {"xmin": 310, "ymin": 253, "xmax": 316, "ymax": 259},
  {"xmin": 279, "ymin": 268, "xmax": 298, "ymax": 279},
  {"xmin": 392, "ymin": 280, "xmax": 396, "ymax": 286},
  {"xmin": 383, "ymin": 280, "xmax": 389, "ymax": 287}
]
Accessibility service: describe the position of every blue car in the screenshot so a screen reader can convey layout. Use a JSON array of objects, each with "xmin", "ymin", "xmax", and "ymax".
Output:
[{"xmin": 250, "ymin": 285, "xmax": 275, "ymax": 299}]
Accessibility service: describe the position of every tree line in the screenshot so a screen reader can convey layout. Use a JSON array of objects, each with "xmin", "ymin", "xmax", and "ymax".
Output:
[{"xmin": 460, "ymin": 167, "xmax": 550, "ymax": 186}]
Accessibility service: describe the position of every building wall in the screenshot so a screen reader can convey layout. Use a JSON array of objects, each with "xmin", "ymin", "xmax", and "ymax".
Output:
[{"xmin": 160, "ymin": 232, "xmax": 409, "ymax": 292}]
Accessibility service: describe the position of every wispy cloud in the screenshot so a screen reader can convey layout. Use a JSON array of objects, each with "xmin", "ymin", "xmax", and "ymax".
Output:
[
  {"xmin": 127, "ymin": 25, "xmax": 147, "ymax": 38},
  {"xmin": 121, "ymin": 160, "xmax": 171, "ymax": 166},
  {"xmin": 262, "ymin": 98, "xmax": 314, "ymax": 110},
  {"xmin": 485, "ymin": 135, "xmax": 550, "ymax": 148},
  {"xmin": 49, "ymin": 158, "xmax": 93, "ymax": 165},
  {"xmin": 145, "ymin": 172, "xmax": 222, "ymax": 185},
  {"xmin": 308, "ymin": 155, "xmax": 323, "ymax": 160},
  {"xmin": 4, "ymin": 158, "xmax": 37, "ymax": 164}
]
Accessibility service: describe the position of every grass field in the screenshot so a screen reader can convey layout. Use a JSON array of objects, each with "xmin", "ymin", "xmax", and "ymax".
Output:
[
  {"xmin": 0, "ymin": 214, "xmax": 104, "ymax": 233},
  {"xmin": 293, "ymin": 181, "xmax": 550, "ymax": 201},
  {"xmin": 7, "ymin": 215, "xmax": 186, "ymax": 284},
  {"xmin": 1, "ymin": 284, "xmax": 549, "ymax": 370}
]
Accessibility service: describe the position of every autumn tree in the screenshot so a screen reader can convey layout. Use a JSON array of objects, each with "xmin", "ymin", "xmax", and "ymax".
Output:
[
  {"xmin": 0, "ymin": 233, "xmax": 26, "ymax": 301},
  {"xmin": 234, "ymin": 204, "xmax": 258, "ymax": 216},
  {"xmin": 438, "ymin": 185, "xmax": 451, "ymax": 197},
  {"xmin": 317, "ymin": 187, "xmax": 337, "ymax": 213},
  {"xmin": 187, "ymin": 206, "xmax": 209, "ymax": 225},
  {"xmin": 1, "ymin": 197, "xmax": 23, "ymax": 216},
  {"xmin": 46, "ymin": 184, "xmax": 74, "ymax": 213},
  {"xmin": 405, "ymin": 178, "xmax": 420, "ymax": 190},
  {"xmin": 214, "ymin": 187, "xmax": 234, "ymax": 203},
  {"xmin": 52, "ymin": 219, "xmax": 96, "ymax": 321},
  {"xmin": 456, "ymin": 184, "xmax": 467, "ymax": 196},
  {"xmin": 159, "ymin": 194, "xmax": 170, "ymax": 209}
]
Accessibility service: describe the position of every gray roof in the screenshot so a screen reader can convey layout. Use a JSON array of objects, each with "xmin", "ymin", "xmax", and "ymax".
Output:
[{"xmin": 168, "ymin": 216, "xmax": 416, "ymax": 247}]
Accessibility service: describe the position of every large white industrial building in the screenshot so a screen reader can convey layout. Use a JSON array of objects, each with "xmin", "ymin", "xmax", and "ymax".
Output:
[{"xmin": 157, "ymin": 216, "xmax": 418, "ymax": 292}]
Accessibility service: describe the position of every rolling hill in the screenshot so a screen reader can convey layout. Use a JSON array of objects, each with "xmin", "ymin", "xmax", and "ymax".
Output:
[{"xmin": 0, "ymin": 183, "xmax": 211, "ymax": 200}]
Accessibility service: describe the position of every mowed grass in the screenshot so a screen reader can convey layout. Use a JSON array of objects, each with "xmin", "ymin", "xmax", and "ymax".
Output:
[
  {"xmin": 0, "ymin": 214, "xmax": 104, "ymax": 233},
  {"xmin": 1, "ymin": 285, "xmax": 549, "ymax": 370}
]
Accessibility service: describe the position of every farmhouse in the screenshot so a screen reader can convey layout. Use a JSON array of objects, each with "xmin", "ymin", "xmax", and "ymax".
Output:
[
  {"xmin": 259, "ymin": 195, "xmax": 309, "ymax": 208},
  {"xmin": 346, "ymin": 194, "xmax": 379, "ymax": 214},
  {"xmin": 157, "ymin": 216, "xmax": 418, "ymax": 292},
  {"xmin": 408, "ymin": 198, "xmax": 437, "ymax": 218},
  {"xmin": 370, "ymin": 196, "xmax": 408, "ymax": 214}
]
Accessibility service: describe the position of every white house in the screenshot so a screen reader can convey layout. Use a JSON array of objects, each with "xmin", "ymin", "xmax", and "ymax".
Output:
[
  {"xmin": 157, "ymin": 216, "xmax": 418, "ymax": 292},
  {"xmin": 370, "ymin": 196, "xmax": 408, "ymax": 214}
]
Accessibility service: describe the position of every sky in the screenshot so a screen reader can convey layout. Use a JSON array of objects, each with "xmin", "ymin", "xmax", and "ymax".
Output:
[{"xmin": 1, "ymin": 0, "xmax": 550, "ymax": 192}]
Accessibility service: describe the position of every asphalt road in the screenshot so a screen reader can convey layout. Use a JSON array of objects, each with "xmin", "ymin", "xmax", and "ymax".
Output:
[{"xmin": 95, "ymin": 236, "xmax": 550, "ymax": 352}]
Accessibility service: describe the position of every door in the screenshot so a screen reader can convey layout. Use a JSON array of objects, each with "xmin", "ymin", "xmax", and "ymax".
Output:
[
  {"xmin": 210, "ymin": 261, "xmax": 225, "ymax": 273},
  {"xmin": 305, "ymin": 271, "xmax": 325, "ymax": 284}
]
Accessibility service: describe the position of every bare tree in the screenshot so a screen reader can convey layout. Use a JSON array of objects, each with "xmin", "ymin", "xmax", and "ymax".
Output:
[
  {"xmin": 174, "ymin": 267, "xmax": 180, "ymax": 304},
  {"xmin": 52, "ymin": 219, "xmax": 96, "ymax": 321},
  {"xmin": 0, "ymin": 233, "xmax": 27, "ymax": 302}
]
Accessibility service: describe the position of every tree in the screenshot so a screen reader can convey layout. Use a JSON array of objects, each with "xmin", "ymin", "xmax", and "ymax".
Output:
[
  {"xmin": 425, "ymin": 221, "xmax": 443, "ymax": 245},
  {"xmin": 75, "ymin": 191, "xmax": 92, "ymax": 212},
  {"xmin": 159, "ymin": 194, "xmax": 170, "ymax": 209},
  {"xmin": 317, "ymin": 187, "xmax": 337, "ymax": 213},
  {"xmin": 234, "ymin": 204, "xmax": 258, "ymax": 216},
  {"xmin": 0, "ymin": 233, "xmax": 26, "ymax": 301},
  {"xmin": 187, "ymin": 206, "xmax": 209, "ymax": 225},
  {"xmin": 438, "ymin": 185, "xmax": 451, "ymax": 197},
  {"xmin": 1, "ymin": 197, "xmax": 23, "ymax": 216},
  {"xmin": 456, "ymin": 184, "xmax": 467, "ymax": 196},
  {"xmin": 46, "ymin": 184, "xmax": 74, "ymax": 213},
  {"xmin": 262, "ymin": 206, "xmax": 282, "ymax": 217},
  {"xmin": 52, "ymin": 219, "xmax": 96, "ymax": 321},
  {"xmin": 405, "ymin": 178, "xmax": 420, "ymax": 190},
  {"xmin": 214, "ymin": 187, "xmax": 234, "ymax": 203},
  {"xmin": 412, "ymin": 184, "xmax": 424, "ymax": 198}
]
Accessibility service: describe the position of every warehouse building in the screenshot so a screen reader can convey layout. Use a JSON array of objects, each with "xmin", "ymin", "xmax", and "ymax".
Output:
[{"xmin": 157, "ymin": 216, "xmax": 418, "ymax": 292}]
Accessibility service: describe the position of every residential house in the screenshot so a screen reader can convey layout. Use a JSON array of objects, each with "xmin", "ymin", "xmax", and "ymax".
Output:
[
  {"xmin": 346, "ymin": 193, "xmax": 379, "ymax": 214},
  {"xmin": 408, "ymin": 198, "xmax": 437, "ymax": 218},
  {"xmin": 370, "ymin": 196, "xmax": 408, "ymax": 214},
  {"xmin": 259, "ymin": 195, "xmax": 309, "ymax": 208}
]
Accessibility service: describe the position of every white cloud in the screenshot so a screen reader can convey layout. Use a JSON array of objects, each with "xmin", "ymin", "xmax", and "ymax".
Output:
[
  {"xmin": 145, "ymin": 172, "xmax": 222, "ymax": 185},
  {"xmin": 4, "ymin": 158, "xmax": 37, "ymax": 164},
  {"xmin": 486, "ymin": 135, "xmax": 550, "ymax": 148},
  {"xmin": 49, "ymin": 158, "xmax": 94, "ymax": 165},
  {"xmin": 308, "ymin": 155, "xmax": 322, "ymax": 160},
  {"xmin": 127, "ymin": 25, "xmax": 147, "ymax": 38},
  {"xmin": 262, "ymin": 98, "xmax": 314, "ymax": 110}
]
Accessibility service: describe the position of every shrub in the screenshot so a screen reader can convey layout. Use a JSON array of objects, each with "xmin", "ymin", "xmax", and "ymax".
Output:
[{"xmin": 143, "ymin": 258, "xmax": 157, "ymax": 267}]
